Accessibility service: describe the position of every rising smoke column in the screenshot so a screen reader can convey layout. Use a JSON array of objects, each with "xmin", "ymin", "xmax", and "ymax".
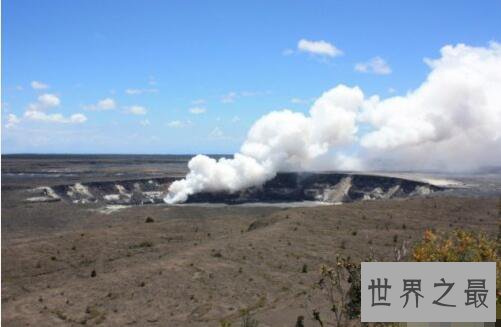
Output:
[
  {"xmin": 166, "ymin": 42, "xmax": 501, "ymax": 203},
  {"xmin": 164, "ymin": 85, "xmax": 364, "ymax": 203}
]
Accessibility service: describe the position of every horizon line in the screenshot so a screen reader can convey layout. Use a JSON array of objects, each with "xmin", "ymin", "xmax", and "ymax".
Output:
[{"xmin": 1, "ymin": 152, "xmax": 232, "ymax": 156}]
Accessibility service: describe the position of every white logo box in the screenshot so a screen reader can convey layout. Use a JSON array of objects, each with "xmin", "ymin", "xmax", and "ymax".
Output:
[{"xmin": 361, "ymin": 262, "xmax": 496, "ymax": 322}]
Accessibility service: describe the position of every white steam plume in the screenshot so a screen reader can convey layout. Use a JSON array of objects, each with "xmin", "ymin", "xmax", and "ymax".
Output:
[
  {"xmin": 165, "ymin": 85, "xmax": 364, "ymax": 203},
  {"xmin": 165, "ymin": 42, "xmax": 501, "ymax": 203},
  {"xmin": 360, "ymin": 42, "xmax": 501, "ymax": 171}
]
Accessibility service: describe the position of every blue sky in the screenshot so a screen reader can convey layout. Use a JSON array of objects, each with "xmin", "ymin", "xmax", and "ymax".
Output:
[{"xmin": 2, "ymin": 0, "xmax": 500, "ymax": 154}]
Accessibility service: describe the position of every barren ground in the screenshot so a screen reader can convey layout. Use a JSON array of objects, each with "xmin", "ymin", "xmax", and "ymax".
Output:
[
  {"xmin": 2, "ymin": 195, "xmax": 499, "ymax": 326},
  {"xmin": 2, "ymin": 155, "xmax": 499, "ymax": 326}
]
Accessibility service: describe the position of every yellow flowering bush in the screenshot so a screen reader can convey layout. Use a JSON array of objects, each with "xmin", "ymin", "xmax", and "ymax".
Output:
[
  {"xmin": 412, "ymin": 229, "xmax": 497, "ymax": 262},
  {"xmin": 412, "ymin": 228, "xmax": 500, "ymax": 304}
]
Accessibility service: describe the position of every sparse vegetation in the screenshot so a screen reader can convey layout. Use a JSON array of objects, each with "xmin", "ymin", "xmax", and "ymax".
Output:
[
  {"xmin": 212, "ymin": 249, "xmax": 223, "ymax": 258},
  {"xmin": 307, "ymin": 226, "xmax": 500, "ymax": 327},
  {"xmin": 412, "ymin": 229, "xmax": 497, "ymax": 262},
  {"xmin": 307, "ymin": 255, "xmax": 361, "ymax": 327},
  {"xmin": 412, "ymin": 228, "xmax": 500, "ymax": 303},
  {"xmin": 393, "ymin": 240, "xmax": 409, "ymax": 262},
  {"xmin": 128, "ymin": 241, "xmax": 153, "ymax": 249},
  {"xmin": 240, "ymin": 309, "xmax": 259, "ymax": 327},
  {"xmin": 295, "ymin": 315, "xmax": 305, "ymax": 327}
]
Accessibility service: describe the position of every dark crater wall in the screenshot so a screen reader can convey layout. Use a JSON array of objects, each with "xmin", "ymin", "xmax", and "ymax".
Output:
[
  {"xmin": 24, "ymin": 172, "xmax": 444, "ymax": 205},
  {"xmin": 186, "ymin": 172, "xmax": 444, "ymax": 204}
]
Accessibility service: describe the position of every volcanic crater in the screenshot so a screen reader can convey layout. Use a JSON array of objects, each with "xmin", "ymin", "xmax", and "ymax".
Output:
[{"xmin": 24, "ymin": 172, "xmax": 444, "ymax": 206}]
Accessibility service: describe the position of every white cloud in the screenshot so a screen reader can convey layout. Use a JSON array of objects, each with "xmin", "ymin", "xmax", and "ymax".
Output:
[
  {"xmin": 19, "ymin": 92, "xmax": 87, "ymax": 125},
  {"xmin": 31, "ymin": 81, "xmax": 49, "ymax": 90},
  {"xmin": 220, "ymin": 91, "xmax": 269, "ymax": 104},
  {"xmin": 97, "ymin": 98, "xmax": 116, "ymax": 110},
  {"xmin": 282, "ymin": 48, "xmax": 294, "ymax": 56},
  {"xmin": 125, "ymin": 89, "xmax": 140, "ymax": 95},
  {"xmin": 27, "ymin": 93, "xmax": 61, "ymax": 112},
  {"xmin": 240, "ymin": 91, "xmax": 257, "ymax": 97},
  {"xmin": 231, "ymin": 116, "xmax": 240, "ymax": 123},
  {"xmin": 221, "ymin": 92, "xmax": 237, "ymax": 103},
  {"xmin": 357, "ymin": 42, "xmax": 501, "ymax": 171},
  {"xmin": 126, "ymin": 106, "xmax": 147, "ymax": 115},
  {"xmin": 192, "ymin": 99, "xmax": 206, "ymax": 105},
  {"xmin": 209, "ymin": 127, "xmax": 224, "ymax": 139},
  {"xmin": 354, "ymin": 57, "xmax": 392, "ymax": 75},
  {"xmin": 189, "ymin": 107, "xmax": 206, "ymax": 114},
  {"xmin": 83, "ymin": 98, "xmax": 116, "ymax": 111},
  {"xmin": 125, "ymin": 88, "xmax": 158, "ymax": 95},
  {"xmin": 24, "ymin": 110, "xmax": 87, "ymax": 124},
  {"xmin": 291, "ymin": 97, "xmax": 312, "ymax": 104},
  {"xmin": 5, "ymin": 114, "xmax": 21, "ymax": 128},
  {"xmin": 167, "ymin": 120, "xmax": 185, "ymax": 128},
  {"xmin": 297, "ymin": 39, "xmax": 343, "ymax": 57},
  {"xmin": 38, "ymin": 94, "xmax": 61, "ymax": 108},
  {"xmin": 69, "ymin": 113, "xmax": 87, "ymax": 123},
  {"xmin": 140, "ymin": 119, "xmax": 151, "ymax": 126}
]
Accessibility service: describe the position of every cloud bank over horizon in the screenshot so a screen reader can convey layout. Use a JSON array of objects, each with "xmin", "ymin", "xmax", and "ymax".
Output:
[{"xmin": 165, "ymin": 42, "xmax": 501, "ymax": 203}]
